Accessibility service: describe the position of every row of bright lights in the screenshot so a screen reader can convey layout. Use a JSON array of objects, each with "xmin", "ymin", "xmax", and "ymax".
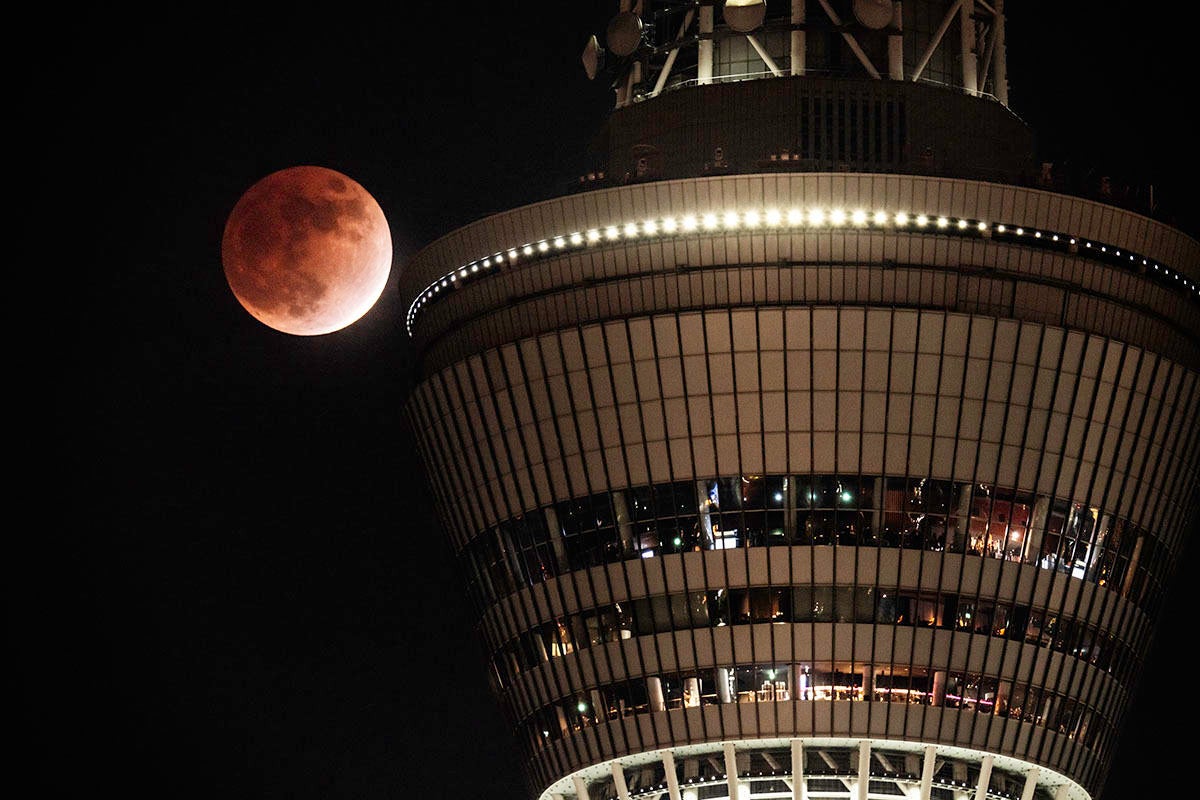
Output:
[{"xmin": 406, "ymin": 207, "xmax": 1199, "ymax": 334}]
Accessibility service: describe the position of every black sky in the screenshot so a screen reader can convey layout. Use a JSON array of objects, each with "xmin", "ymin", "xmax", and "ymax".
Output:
[{"xmin": 34, "ymin": 4, "xmax": 1196, "ymax": 799}]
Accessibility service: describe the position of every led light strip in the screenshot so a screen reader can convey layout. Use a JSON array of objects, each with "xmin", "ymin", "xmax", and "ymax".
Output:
[{"xmin": 406, "ymin": 207, "xmax": 1199, "ymax": 335}]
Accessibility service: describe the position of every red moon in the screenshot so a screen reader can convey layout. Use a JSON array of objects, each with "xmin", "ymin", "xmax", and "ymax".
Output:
[{"xmin": 221, "ymin": 166, "xmax": 392, "ymax": 336}]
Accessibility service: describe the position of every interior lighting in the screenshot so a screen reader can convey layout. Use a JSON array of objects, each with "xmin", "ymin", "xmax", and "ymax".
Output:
[
  {"xmin": 894, "ymin": 211, "xmax": 909, "ymax": 225},
  {"xmin": 703, "ymin": 213, "xmax": 719, "ymax": 230},
  {"xmin": 624, "ymin": 222, "xmax": 639, "ymax": 237},
  {"xmin": 808, "ymin": 208, "xmax": 826, "ymax": 225},
  {"xmin": 643, "ymin": 219, "xmax": 658, "ymax": 235},
  {"xmin": 936, "ymin": 216, "xmax": 949, "ymax": 228},
  {"xmin": 830, "ymin": 208, "xmax": 846, "ymax": 225},
  {"xmin": 723, "ymin": 211, "xmax": 740, "ymax": 228},
  {"xmin": 957, "ymin": 219, "xmax": 968, "ymax": 229},
  {"xmin": 977, "ymin": 221, "xmax": 988, "ymax": 231},
  {"xmin": 537, "ymin": 241, "xmax": 549, "ymax": 252},
  {"xmin": 787, "ymin": 208, "xmax": 804, "ymax": 225},
  {"xmin": 851, "ymin": 209, "xmax": 867, "ymax": 225},
  {"xmin": 508, "ymin": 249, "xmax": 518, "ymax": 260},
  {"xmin": 873, "ymin": 210, "xmax": 888, "ymax": 225},
  {"xmin": 682, "ymin": 215, "xmax": 698, "ymax": 231},
  {"xmin": 587, "ymin": 229, "xmax": 601, "ymax": 242},
  {"xmin": 663, "ymin": 217, "xmax": 678, "ymax": 232},
  {"xmin": 553, "ymin": 237, "xmax": 565, "ymax": 248},
  {"xmin": 605, "ymin": 225, "xmax": 620, "ymax": 240},
  {"xmin": 570, "ymin": 232, "xmax": 584, "ymax": 245},
  {"xmin": 471, "ymin": 264, "xmax": 479, "ymax": 272},
  {"xmin": 915, "ymin": 214, "xmax": 929, "ymax": 227},
  {"xmin": 743, "ymin": 209, "xmax": 761, "ymax": 227},
  {"xmin": 522, "ymin": 244, "xmax": 534, "ymax": 255},
  {"xmin": 765, "ymin": 208, "xmax": 782, "ymax": 226}
]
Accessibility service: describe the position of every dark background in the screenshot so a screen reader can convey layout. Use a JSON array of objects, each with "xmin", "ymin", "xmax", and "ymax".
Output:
[{"xmin": 32, "ymin": 4, "xmax": 1195, "ymax": 799}]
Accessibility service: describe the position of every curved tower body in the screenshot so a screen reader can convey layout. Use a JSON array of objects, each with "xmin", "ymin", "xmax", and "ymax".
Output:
[{"xmin": 399, "ymin": 3, "xmax": 1200, "ymax": 799}]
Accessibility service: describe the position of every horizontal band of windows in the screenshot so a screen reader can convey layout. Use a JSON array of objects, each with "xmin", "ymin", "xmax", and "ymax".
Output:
[
  {"xmin": 520, "ymin": 662, "xmax": 1109, "ymax": 757},
  {"xmin": 491, "ymin": 586, "xmax": 1134, "ymax": 691},
  {"xmin": 462, "ymin": 474, "xmax": 1166, "ymax": 615}
]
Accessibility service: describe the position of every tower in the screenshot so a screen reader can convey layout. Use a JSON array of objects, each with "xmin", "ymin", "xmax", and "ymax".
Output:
[{"xmin": 397, "ymin": 3, "xmax": 1200, "ymax": 799}]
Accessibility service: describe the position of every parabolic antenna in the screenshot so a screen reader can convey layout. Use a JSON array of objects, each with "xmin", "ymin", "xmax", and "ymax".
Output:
[
  {"xmin": 852, "ymin": 0, "xmax": 894, "ymax": 30},
  {"xmin": 606, "ymin": 10, "xmax": 643, "ymax": 57},
  {"xmin": 724, "ymin": 0, "xmax": 767, "ymax": 33},
  {"xmin": 581, "ymin": 34, "xmax": 602, "ymax": 80}
]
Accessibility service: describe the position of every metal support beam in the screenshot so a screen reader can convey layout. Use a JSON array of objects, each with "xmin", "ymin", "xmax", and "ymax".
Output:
[
  {"xmin": 612, "ymin": 760, "xmax": 632, "ymax": 800},
  {"xmin": 790, "ymin": 0, "xmax": 806, "ymax": 75},
  {"xmin": 650, "ymin": 9, "xmax": 695, "ymax": 97},
  {"xmin": 919, "ymin": 746, "xmax": 937, "ymax": 800},
  {"xmin": 724, "ymin": 742, "xmax": 739, "ymax": 800},
  {"xmin": 888, "ymin": 2, "xmax": 904, "ymax": 80},
  {"xmin": 993, "ymin": 0, "xmax": 1008, "ymax": 105},
  {"xmin": 1019, "ymin": 768, "xmax": 1040, "ymax": 800},
  {"xmin": 698, "ymin": 3, "xmax": 713, "ymax": 84},
  {"xmin": 815, "ymin": 0, "xmax": 881, "ymax": 78},
  {"xmin": 960, "ymin": 0, "xmax": 978, "ymax": 94},
  {"xmin": 663, "ymin": 751, "xmax": 682, "ymax": 800},
  {"xmin": 792, "ymin": 739, "xmax": 805, "ymax": 800},
  {"xmin": 857, "ymin": 741, "xmax": 870, "ymax": 800},
  {"xmin": 747, "ymin": 34, "xmax": 784, "ymax": 76},
  {"xmin": 911, "ymin": 0, "xmax": 963, "ymax": 82},
  {"xmin": 973, "ymin": 755, "xmax": 993, "ymax": 800}
]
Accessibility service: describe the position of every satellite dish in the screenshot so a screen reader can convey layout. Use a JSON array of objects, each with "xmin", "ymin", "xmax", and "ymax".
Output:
[
  {"xmin": 581, "ymin": 34, "xmax": 602, "ymax": 80},
  {"xmin": 852, "ymin": 0, "xmax": 894, "ymax": 30},
  {"xmin": 724, "ymin": 0, "xmax": 767, "ymax": 34},
  {"xmin": 606, "ymin": 10, "xmax": 643, "ymax": 57}
]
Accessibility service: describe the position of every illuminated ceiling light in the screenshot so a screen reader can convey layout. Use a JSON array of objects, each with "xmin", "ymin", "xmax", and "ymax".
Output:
[
  {"xmin": 624, "ymin": 222, "xmax": 639, "ymax": 237},
  {"xmin": 482, "ymin": 257, "xmax": 492, "ymax": 267},
  {"xmin": 873, "ymin": 210, "xmax": 888, "ymax": 225},
  {"xmin": 1034, "ymin": 231, "xmax": 1042, "ymax": 238},
  {"xmin": 808, "ymin": 207, "xmax": 826, "ymax": 226},
  {"xmin": 703, "ymin": 213, "xmax": 719, "ymax": 230},
  {"xmin": 471, "ymin": 264, "xmax": 480, "ymax": 272},
  {"xmin": 522, "ymin": 244, "xmax": 534, "ymax": 255},
  {"xmin": 765, "ymin": 208, "xmax": 782, "ymax": 226},
  {"xmin": 1100, "ymin": 245, "xmax": 1107, "ymax": 252},
  {"xmin": 570, "ymin": 232, "xmax": 583, "ymax": 245},
  {"xmin": 787, "ymin": 208, "xmax": 804, "ymax": 225},
  {"xmin": 723, "ymin": 210, "xmax": 740, "ymax": 228},
  {"xmin": 448, "ymin": 274, "xmax": 456, "ymax": 282},
  {"xmin": 977, "ymin": 221, "xmax": 988, "ymax": 231},
  {"xmin": 840, "ymin": 490, "xmax": 853, "ymax": 503},
  {"xmin": 773, "ymin": 492, "xmax": 783, "ymax": 502},
  {"xmin": 662, "ymin": 217, "xmax": 677, "ymax": 232},
  {"xmin": 682, "ymin": 214, "xmax": 698, "ymax": 231},
  {"xmin": 743, "ymin": 209, "xmax": 761, "ymax": 227},
  {"xmin": 936, "ymin": 216, "xmax": 949, "ymax": 228},
  {"xmin": 605, "ymin": 225, "xmax": 620, "ymax": 240},
  {"xmin": 1015, "ymin": 227, "xmax": 1024, "ymax": 235},
  {"xmin": 895, "ymin": 211, "xmax": 909, "ymax": 226},
  {"xmin": 587, "ymin": 229, "xmax": 601, "ymax": 242},
  {"xmin": 576, "ymin": 701, "xmax": 587, "ymax": 712},
  {"xmin": 851, "ymin": 209, "xmax": 867, "ymax": 225},
  {"xmin": 507, "ymin": 250, "xmax": 519, "ymax": 261},
  {"xmin": 915, "ymin": 214, "xmax": 929, "ymax": 227},
  {"xmin": 1069, "ymin": 238, "xmax": 1076, "ymax": 245},
  {"xmin": 537, "ymin": 241, "xmax": 549, "ymax": 252},
  {"xmin": 553, "ymin": 237, "xmax": 565, "ymax": 248},
  {"xmin": 829, "ymin": 208, "xmax": 846, "ymax": 225},
  {"xmin": 643, "ymin": 219, "xmax": 658, "ymax": 235},
  {"xmin": 459, "ymin": 269, "xmax": 468, "ymax": 278},
  {"xmin": 1052, "ymin": 234, "xmax": 1059, "ymax": 241}
]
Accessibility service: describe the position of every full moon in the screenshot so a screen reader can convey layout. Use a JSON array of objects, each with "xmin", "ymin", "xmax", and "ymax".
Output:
[{"xmin": 221, "ymin": 165, "xmax": 392, "ymax": 336}]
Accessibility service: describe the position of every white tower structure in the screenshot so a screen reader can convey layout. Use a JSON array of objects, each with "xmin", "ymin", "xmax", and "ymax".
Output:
[{"xmin": 399, "ymin": 3, "xmax": 1200, "ymax": 799}]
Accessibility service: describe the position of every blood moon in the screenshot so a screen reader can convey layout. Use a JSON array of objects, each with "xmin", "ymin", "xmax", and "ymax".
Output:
[{"xmin": 221, "ymin": 166, "xmax": 392, "ymax": 336}]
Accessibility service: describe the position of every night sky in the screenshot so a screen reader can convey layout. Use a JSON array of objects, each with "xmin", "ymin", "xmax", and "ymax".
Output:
[{"xmin": 34, "ymin": 4, "xmax": 1196, "ymax": 799}]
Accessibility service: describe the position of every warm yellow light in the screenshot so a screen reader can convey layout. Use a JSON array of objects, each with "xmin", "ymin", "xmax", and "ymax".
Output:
[
  {"xmin": 605, "ymin": 225, "xmax": 620, "ymax": 240},
  {"xmin": 852, "ymin": 209, "xmax": 867, "ymax": 225},
  {"xmin": 624, "ymin": 222, "xmax": 639, "ymax": 237},
  {"xmin": 830, "ymin": 208, "xmax": 846, "ymax": 225},
  {"xmin": 743, "ymin": 210, "xmax": 761, "ymax": 227},
  {"xmin": 808, "ymin": 208, "xmax": 826, "ymax": 225},
  {"xmin": 765, "ymin": 208, "xmax": 782, "ymax": 226},
  {"xmin": 873, "ymin": 210, "xmax": 888, "ymax": 225},
  {"xmin": 702, "ymin": 213, "xmax": 719, "ymax": 229},
  {"xmin": 662, "ymin": 217, "xmax": 678, "ymax": 232},
  {"xmin": 936, "ymin": 217, "xmax": 949, "ymax": 228},
  {"xmin": 787, "ymin": 208, "xmax": 804, "ymax": 225},
  {"xmin": 643, "ymin": 219, "xmax": 658, "ymax": 234},
  {"xmin": 916, "ymin": 214, "xmax": 929, "ymax": 227},
  {"xmin": 723, "ymin": 211, "xmax": 740, "ymax": 228},
  {"xmin": 682, "ymin": 214, "xmax": 698, "ymax": 231},
  {"xmin": 587, "ymin": 229, "xmax": 601, "ymax": 242}
]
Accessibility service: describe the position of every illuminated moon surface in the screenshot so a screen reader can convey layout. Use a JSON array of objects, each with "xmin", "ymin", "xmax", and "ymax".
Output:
[{"xmin": 222, "ymin": 166, "xmax": 392, "ymax": 336}]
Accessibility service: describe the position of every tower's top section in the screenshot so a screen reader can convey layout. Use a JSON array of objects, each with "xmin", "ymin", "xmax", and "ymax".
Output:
[{"xmin": 583, "ymin": 0, "xmax": 1009, "ymax": 109}]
